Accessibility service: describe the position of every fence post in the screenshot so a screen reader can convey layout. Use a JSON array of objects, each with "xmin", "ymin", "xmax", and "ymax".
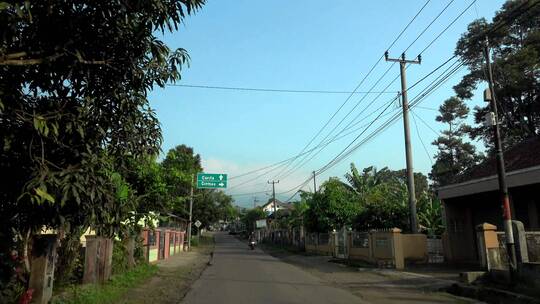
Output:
[
  {"xmin": 475, "ymin": 223, "xmax": 499, "ymax": 270},
  {"xmin": 28, "ymin": 234, "xmax": 58, "ymax": 304},
  {"xmin": 390, "ymin": 228, "xmax": 404, "ymax": 269}
]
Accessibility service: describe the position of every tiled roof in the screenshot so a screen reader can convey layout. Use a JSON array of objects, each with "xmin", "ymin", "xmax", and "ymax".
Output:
[{"xmin": 449, "ymin": 136, "xmax": 540, "ymax": 184}]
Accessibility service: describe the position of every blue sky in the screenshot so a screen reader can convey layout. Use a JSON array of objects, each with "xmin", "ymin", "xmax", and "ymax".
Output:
[{"xmin": 149, "ymin": 0, "xmax": 505, "ymax": 207}]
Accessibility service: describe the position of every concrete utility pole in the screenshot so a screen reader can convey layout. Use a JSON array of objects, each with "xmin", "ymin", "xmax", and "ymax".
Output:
[
  {"xmin": 188, "ymin": 174, "xmax": 194, "ymax": 250},
  {"xmin": 268, "ymin": 180, "xmax": 279, "ymax": 215},
  {"xmin": 385, "ymin": 51, "xmax": 421, "ymax": 234},
  {"xmin": 483, "ymin": 38, "xmax": 517, "ymax": 279},
  {"xmin": 252, "ymin": 196, "xmax": 259, "ymax": 209},
  {"xmin": 312, "ymin": 171, "xmax": 317, "ymax": 193}
]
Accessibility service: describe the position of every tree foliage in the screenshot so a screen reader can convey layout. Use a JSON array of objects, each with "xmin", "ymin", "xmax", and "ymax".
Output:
[
  {"xmin": 0, "ymin": 0, "xmax": 205, "ymax": 293},
  {"xmin": 430, "ymin": 97, "xmax": 482, "ymax": 186},
  {"xmin": 454, "ymin": 0, "xmax": 540, "ymax": 149},
  {"xmin": 241, "ymin": 207, "xmax": 267, "ymax": 233},
  {"xmin": 304, "ymin": 178, "xmax": 360, "ymax": 232}
]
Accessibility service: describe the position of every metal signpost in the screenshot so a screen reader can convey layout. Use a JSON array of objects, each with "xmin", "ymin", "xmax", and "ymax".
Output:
[
  {"xmin": 194, "ymin": 220, "xmax": 202, "ymax": 244},
  {"xmin": 197, "ymin": 173, "xmax": 228, "ymax": 189}
]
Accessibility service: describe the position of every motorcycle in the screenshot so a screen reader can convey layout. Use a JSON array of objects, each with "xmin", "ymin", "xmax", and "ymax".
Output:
[{"xmin": 249, "ymin": 240, "xmax": 256, "ymax": 250}]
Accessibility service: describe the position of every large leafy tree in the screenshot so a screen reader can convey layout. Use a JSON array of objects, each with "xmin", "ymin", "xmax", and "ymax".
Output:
[
  {"xmin": 161, "ymin": 145, "xmax": 203, "ymax": 217},
  {"xmin": 304, "ymin": 178, "xmax": 360, "ymax": 232},
  {"xmin": 430, "ymin": 97, "xmax": 481, "ymax": 186},
  {"xmin": 454, "ymin": 0, "xmax": 540, "ymax": 149},
  {"xmin": 0, "ymin": 0, "xmax": 204, "ymax": 290}
]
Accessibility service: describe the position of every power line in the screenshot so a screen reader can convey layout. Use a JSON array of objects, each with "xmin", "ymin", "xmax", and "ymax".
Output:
[
  {"xmin": 404, "ymin": 0, "xmax": 456, "ymax": 54},
  {"xmin": 276, "ymin": 70, "xmax": 400, "ymax": 181},
  {"xmin": 236, "ymin": 1, "xmax": 539, "ymax": 199},
  {"xmin": 387, "ymin": 0, "xmax": 432, "ymax": 52},
  {"xmin": 418, "ymin": 0, "xmax": 477, "ymax": 56},
  {"xmin": 283, "ymin": 60, "xmax": 466, "ymax": 202},
  {"xmin": 279, "ymin": 55, "xmax": 458, "ymax": 180},
  {"xmin": 268, "ymin": 0, "xmax": 434, "ymax": 182},
  {"xmin": 167, "ymin": 83, "xmax": 396, "ymax": 94},
  {"xmin": 411, "ymin": 110, "xmax": 434, "ymax": 166},
  {"xmin": 229, "ymin": 190, "xmax": 269, "ymax": 197},
  {"xmin": 415, "ymin": 105, "xmax": 439, "ymax": 111},
  {"xmin": 317, "ymin": 58, "xmax": 466, "ymax": 177},
  {"xmin": 412, "ymin": 110, "xmax": 441, "ymax": 136}
]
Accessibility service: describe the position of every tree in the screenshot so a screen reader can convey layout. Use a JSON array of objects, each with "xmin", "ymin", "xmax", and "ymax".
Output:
[
  {"xmin": 241, "ymin": 207, "xmax": 267, "ymax": 233},
  {"xmin": 161, "ymin": 145, "xmax": 203, "ymax": 217},
  {"xmin": 192, "ymin": 190, "xmax": 234, "ymax": 229},
  {"xmin": 0, "ymin": 0, "xmax": 204, "ymax": 292},
  {"xmin": 454, "ymin": 1, "xmax": 540, "ymax": 149},
  {"xmin": 345, "ymin": 163, "xmax": 428, "ymax": 202},
  {"xmin": 429, "ymin": 97, "xmax": 481, "ymax": 186},
  {"xmin": 304, "ymin": 178, "xmax": 360, "ymax": 232}
]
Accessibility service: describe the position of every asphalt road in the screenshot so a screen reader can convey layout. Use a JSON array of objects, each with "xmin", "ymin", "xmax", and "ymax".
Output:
[{"xmin": 182, "ymin": 232, "xmax": 367, "ymax": 304}]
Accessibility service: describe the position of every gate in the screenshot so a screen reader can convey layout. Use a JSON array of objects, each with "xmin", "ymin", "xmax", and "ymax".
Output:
[
  {"xmin": 159, "ymin": 230, "xmax": 165, "ymax": 260},
  {"xmin": 427, "ymin": 236, "xmax": 444, "ymax": 263},
  {"xmin": 335, "ymin": 227, "xmax": 348, "ymax": 259}
]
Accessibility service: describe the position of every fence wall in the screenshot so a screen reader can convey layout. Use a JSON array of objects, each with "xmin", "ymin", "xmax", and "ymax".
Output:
[{"xmin": 142, "ymin": 228, "xmax": 186, "ymax": 263}]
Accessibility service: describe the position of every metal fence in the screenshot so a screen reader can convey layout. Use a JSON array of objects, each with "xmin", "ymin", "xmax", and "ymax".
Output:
[
  {"xmin": 427, "ymin": 237, "xmax": 444, "ymax": 263},
  {"xmin": 318, "ymin": 233, "xmax": 330, "ymax": 245},
  {"xmin": 351, "ymin": 232, "xmax": 369, "ymax": 248},
  {"xmin": 306, "ymin": 233, "xmax": 317, "ymax": 245}
]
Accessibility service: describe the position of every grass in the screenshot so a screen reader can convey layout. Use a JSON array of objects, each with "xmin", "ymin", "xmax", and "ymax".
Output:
[{"xmin": 51, "ymin": 263, "xmax": 157, "ymax": 304}]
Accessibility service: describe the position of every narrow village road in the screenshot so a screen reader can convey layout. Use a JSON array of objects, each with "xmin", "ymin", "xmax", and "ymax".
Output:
[{"xmin": 181, "ymin": 232, "xmax": 367, "ymax": 304}]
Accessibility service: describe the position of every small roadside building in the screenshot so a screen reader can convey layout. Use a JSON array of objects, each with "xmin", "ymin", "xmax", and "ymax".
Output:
[{"xmin": 437, "ymin": 136, "xmax": 540, "ymax": 264}]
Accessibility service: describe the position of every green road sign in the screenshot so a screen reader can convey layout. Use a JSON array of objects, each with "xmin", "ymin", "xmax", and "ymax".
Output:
[{"xmin": 196, "ymin": 173, "xmax": 227, "ymax": 189}]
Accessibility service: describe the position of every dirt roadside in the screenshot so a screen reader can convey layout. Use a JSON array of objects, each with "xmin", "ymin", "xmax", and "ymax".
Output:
[{"xmin": 119, "ymin": 237, "xmax": 214, "ymax": 304}]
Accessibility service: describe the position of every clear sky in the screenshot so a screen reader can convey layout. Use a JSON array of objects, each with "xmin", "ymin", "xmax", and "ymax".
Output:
[{"xmin": 149, "ymin": 0, "xmax": 505, "ymax": 207}]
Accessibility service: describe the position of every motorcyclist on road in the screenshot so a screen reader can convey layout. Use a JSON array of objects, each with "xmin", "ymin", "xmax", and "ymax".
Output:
[{"xmin": 248, "ymin": 232, "xmax": 256, "ymax": 249}]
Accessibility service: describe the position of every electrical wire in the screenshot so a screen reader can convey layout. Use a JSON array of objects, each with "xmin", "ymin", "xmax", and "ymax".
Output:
[
  {"xmin": 412, "ymin": 110, "xmax": 441, "ymax": 136},
  {"xmin": 418, "ymin": 0, "xmax": 477, "ymax": 56},
  {"xmin": 403, "ymin": 0, "xmax": 456, "ymax": 54},
  {"xmin": 166, "ymin": 83, "xmax": 396, "ymax": 95},
  {"xmin": 411, "ymin": 110, "xmax": 434, "ymax": 166},
  {"xmin": 236, "ymin": 0, "xmax": 434, "ymax": 183}
]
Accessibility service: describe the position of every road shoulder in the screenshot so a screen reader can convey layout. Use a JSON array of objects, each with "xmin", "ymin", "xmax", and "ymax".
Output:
[
  {"xmin": 120, "ymin": 237, "xmax": 214, "ymax": 304},
  {"xmin": 260, "ymin": 243, "xmax": 479, "ymax": 303}
]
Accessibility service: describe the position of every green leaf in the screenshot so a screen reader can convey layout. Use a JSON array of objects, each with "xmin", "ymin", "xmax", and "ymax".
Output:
[{"xmin": 35, "ymin": 187, "xmax": 55, "ymax": 204}]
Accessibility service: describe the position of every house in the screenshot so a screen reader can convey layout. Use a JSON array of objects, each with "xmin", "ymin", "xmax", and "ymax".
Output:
[
  {"xmin": 437, "ymin": 136, "xmax": 540, "ymax": 264},
  {"xmin": 261, "ymin": 199, "xmax": 293, "ymax": 215}
]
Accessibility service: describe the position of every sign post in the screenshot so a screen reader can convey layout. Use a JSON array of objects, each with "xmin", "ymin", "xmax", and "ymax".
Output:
[
  {"xmin": 194, "ymin": 220, "xmax": 202, "ymax": 244},
  {"xmin": 197, "ymin": 173, "xmax": 227, "ymax": 189}
]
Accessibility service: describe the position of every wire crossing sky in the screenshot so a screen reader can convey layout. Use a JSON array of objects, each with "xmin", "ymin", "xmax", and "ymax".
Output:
[{"xmin": 149, "ymin": 0, "xmax": 506, "ymax": 207}]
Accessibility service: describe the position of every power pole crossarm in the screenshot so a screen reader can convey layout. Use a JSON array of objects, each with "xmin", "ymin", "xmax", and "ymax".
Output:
[{"xmin": 385, "ymin": 52, "xmax": 420, "ymax": 234}]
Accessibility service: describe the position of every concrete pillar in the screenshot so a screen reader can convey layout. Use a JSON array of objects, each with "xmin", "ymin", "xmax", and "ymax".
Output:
[
  {"xmin": 28, "ymin": 234, "xmax": 58, "ymax": 304},
  {"xmin": 512, "ymin": 220, "xmax": 528, "ymax": 265},
  {"xmin": 390, "ymin": 228, "xmax": 404, "ymax": 270},
  {"xmin": 475, "ymin": 223, "xmax": 499, "ymax": 270}
]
